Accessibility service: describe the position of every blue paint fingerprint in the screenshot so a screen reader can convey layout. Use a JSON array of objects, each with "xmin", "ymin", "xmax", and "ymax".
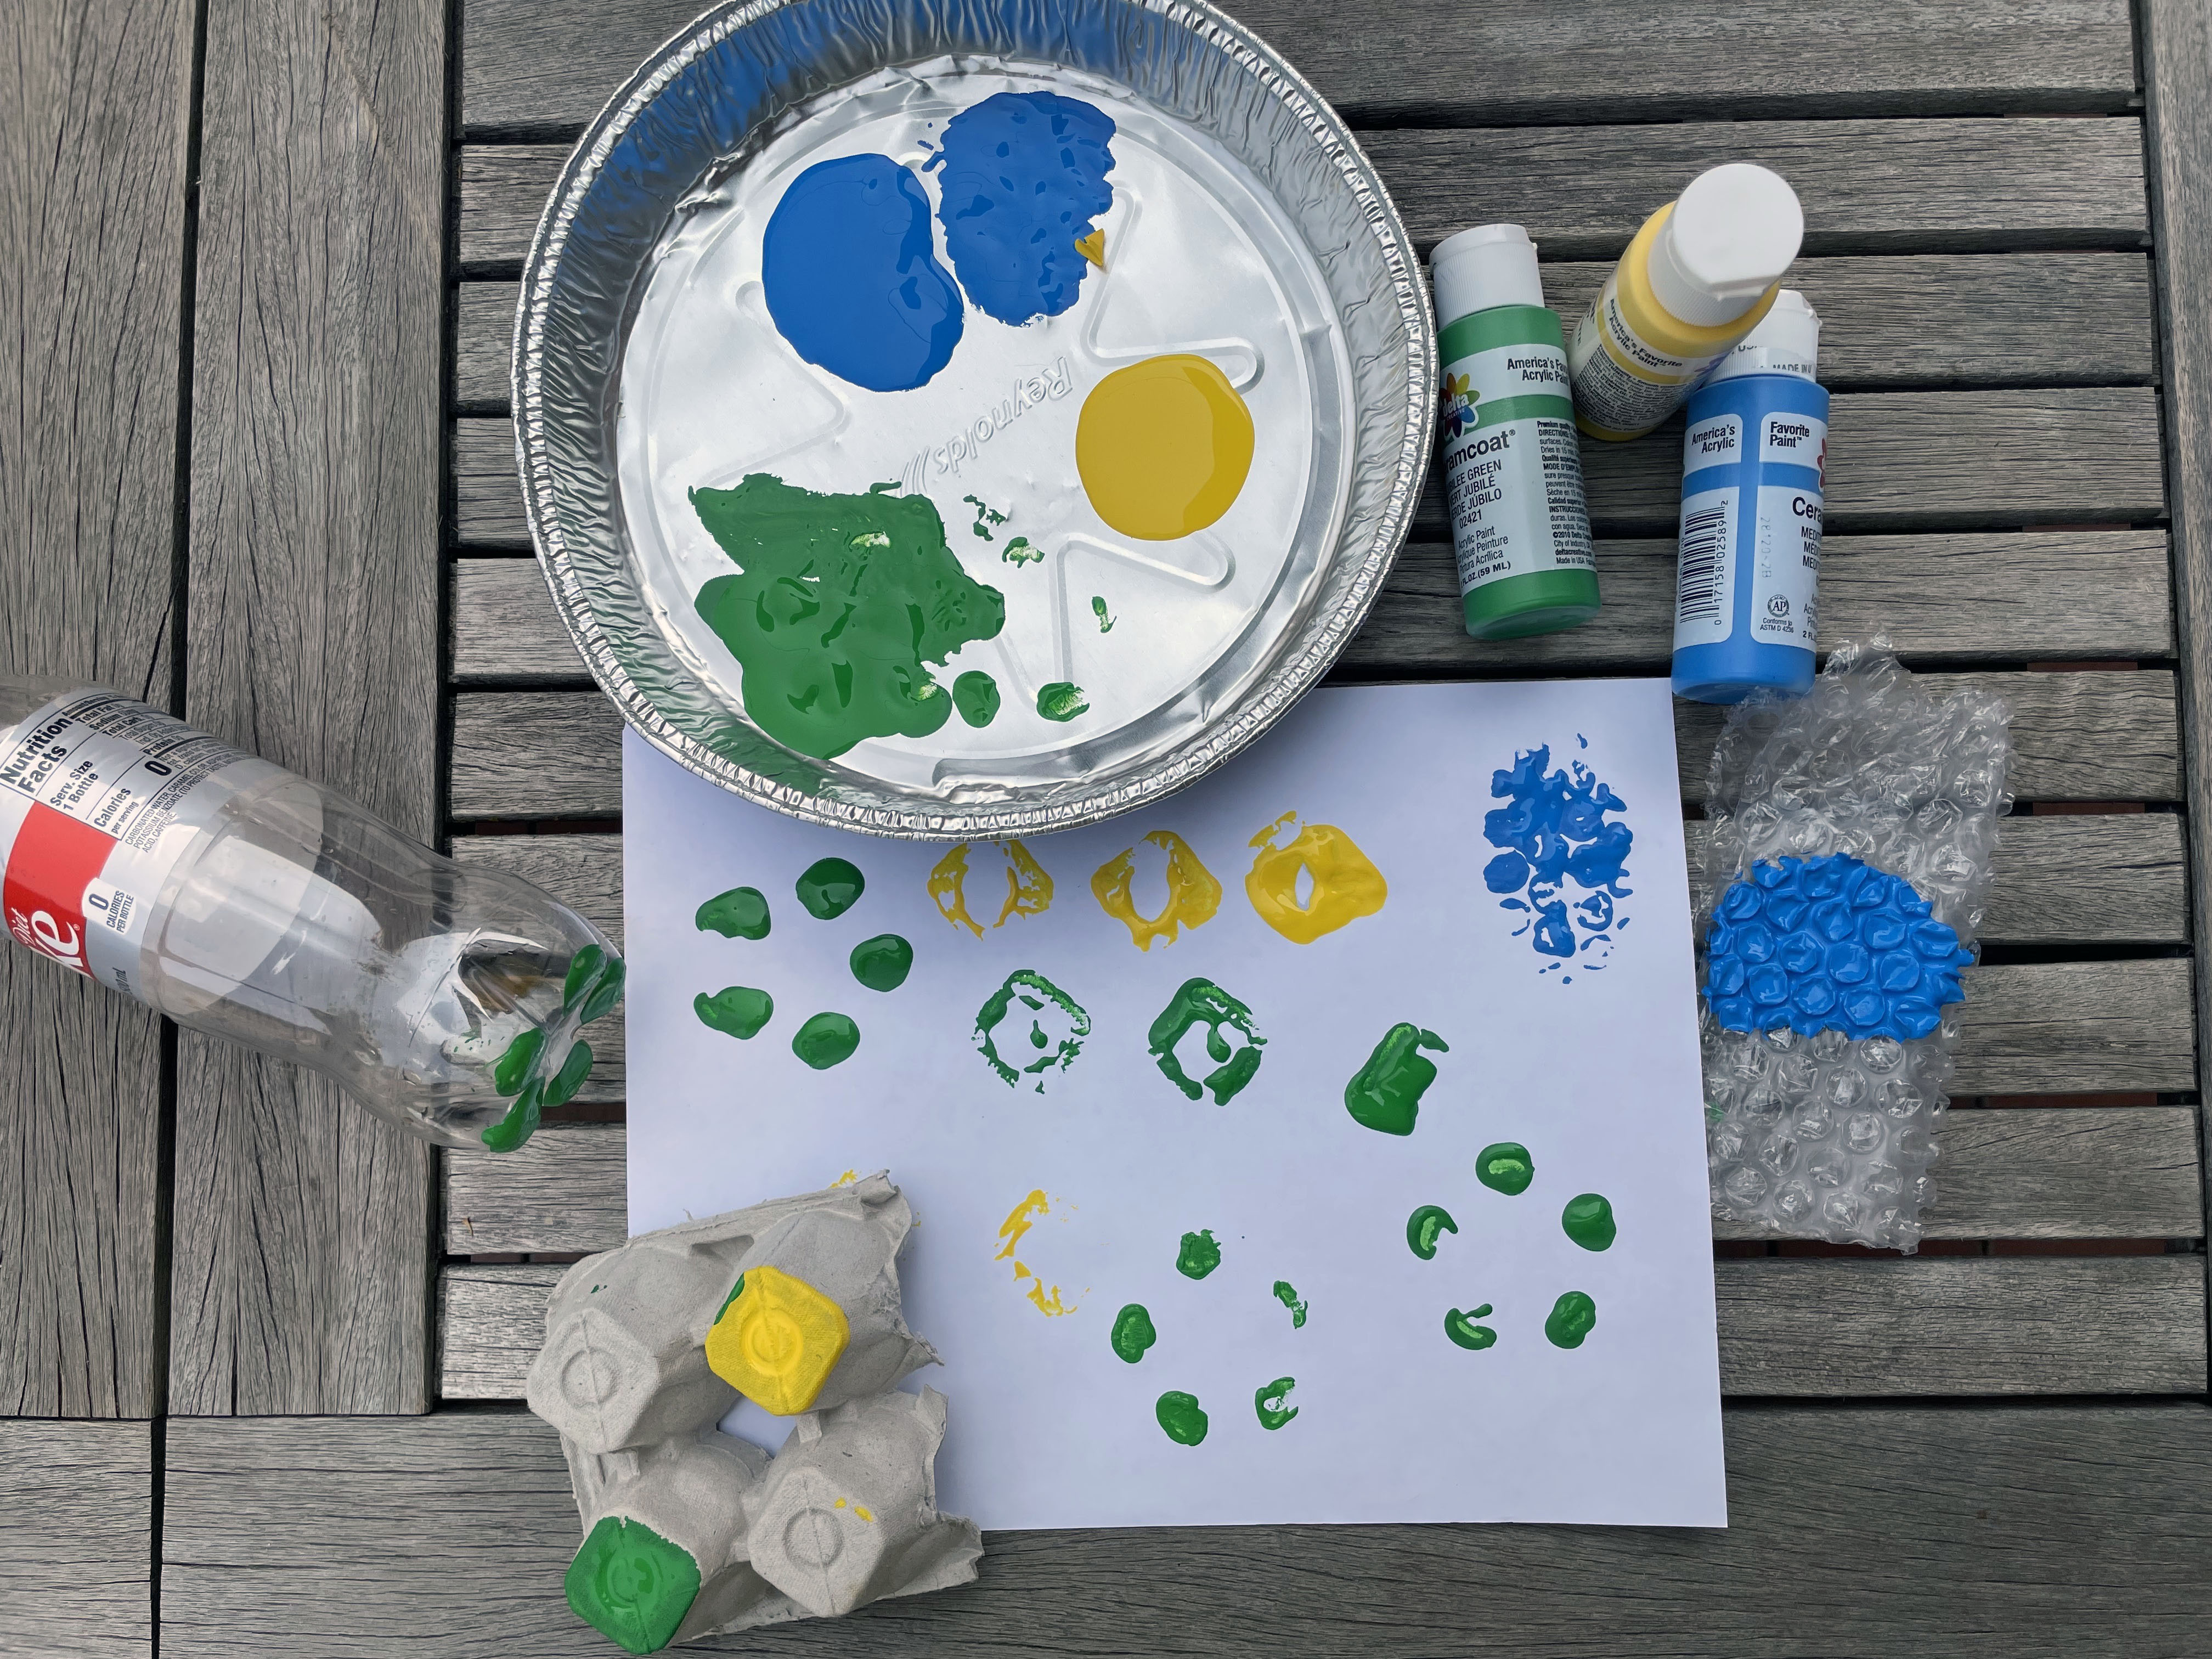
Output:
[
  {"xmin": 928, "ymin": 91, "xmax": 1115, "ymax": 326},
  {"xmin": 1703, "ymin": 854, "xmax": 1972, "ymax": 1041},
  {"xmin": 1483, "ymin": 744, "xmax": 1633, "ymax": 975},
  {"xmin": 762, "ymin": 154, "xmax": 963, "ymax": 392}
]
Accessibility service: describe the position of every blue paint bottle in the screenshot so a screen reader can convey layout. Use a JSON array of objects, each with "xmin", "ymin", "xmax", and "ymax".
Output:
[{"xmin": 1670, "ymin": 291, "xmax": 1828, "ymax": 703}]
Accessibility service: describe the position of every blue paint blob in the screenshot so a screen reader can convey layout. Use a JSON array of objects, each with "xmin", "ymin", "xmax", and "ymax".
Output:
[
  {"xmin": 1483, "ymin": 746, "xmax": 1633, "ymax": 974},
  {"xmin": 763, "ymin": 154, "xmax": 963, "ymax": 392},
  {"xmin": 1703, "ymin": 854, "xmax": 1972, "ymax": 1040},
  {"xmin": 928, "ymin": 91, "xmax": 1115, "ymax": 326}
]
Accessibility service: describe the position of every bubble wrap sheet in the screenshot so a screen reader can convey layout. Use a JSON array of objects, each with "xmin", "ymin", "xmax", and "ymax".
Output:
[{"xmin": 1697, "ymin": 642, "xmax": 2013, "ymax": 1251}]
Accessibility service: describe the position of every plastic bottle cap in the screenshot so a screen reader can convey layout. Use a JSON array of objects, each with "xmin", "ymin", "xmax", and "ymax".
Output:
[
  {"xmin": 1706, "ymin": 289, "xmax": 1822, "ymax": 383},
  {"xmin": 1430, "ymin": 223, "xmax": 1545, "ymax": 323},
  {"xmin": 1647, "ymin": 164, "xmax": 1804, "ymax": 328}
]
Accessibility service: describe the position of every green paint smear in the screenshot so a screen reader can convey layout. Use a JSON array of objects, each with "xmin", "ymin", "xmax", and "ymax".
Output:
[
  {"xmin": 974, "ymin": 968, "xmax": 1090, "ymax": 1089},
  {"xmin": 1272, "ymin": 1280, "xmax": 1308, "ymax": 1329},
  {"xmin": 1175, "ymin": 1229, "xmax": 1221, "ymax": 1280},
  {"xmin": 695, "ymin": 886, "xmax": 770, "ymax": 940},
  {"xmin": 1001, "ymin": 537, "xmax": 1043, "ymax": 566},
  {"xmin": 963, "ymin": 493, "xmax": 1009, "ymax": 540},
  {"xmin": 1546, "ymin": 1290, "xmax": 1598, "ymax": 1348},
  {"xmin": 952, "ymin": 670, "xmax": 1001, "ymax": 727},
  {"xmin": 1476, "ymin": 1141, "xmax": 1535, "ymax": 1197},
  {"xmin": 1036, "ymin": 681, "xmax": 1089, "ymax": 722},
  {"xmin": 1344, "ymin": 1023, "xmax": 1449, "ymax": 1135},
  {"xmin": 690, "ymin": 474, "xmax": 1006, "ymax": 760},
  {"xmin": 849, "ymin": 933, "xmax": 913, "ymax": 992},
  {"xmin": 572, "ymin": 955, "xmax": 627, "ymax": 1025},
  {"xmin": 1155, "ymin": 1390, "xmax": 1209, "ymax": 1446},
  {"xmin": 795, "ymin": 856, "xmax": 866, "ymax": 920},
  {"xmin": 1092, "ymin": 595, "xmax": 1115, "ymax": 633},
  {"xmin": 1562, "ymin": 1192, "xmax": 1617, "ymax": 1251},
  {"xmin": 1406, "ymin": 1204, "xmax": 1458, "ymax": 1260},
  {"xmin": 566, "ymin": 1513, "xmax": 701, "ymax": 1655},
  {"xmin": 1255, "ymin": 1376, "xmax": 1298, "ymax": 1430},
  {"xmin": 1147, "ymin": 977, "xmax": 1266, "ymax": 1104},
  {"xmin": 715, "ymin": 1273, "xmax": 747, "ymax": 1324},
  {"xmin": 1110, "ymin": 1303, "xmax": 1157, "ymax": 1364},
  {"xmin": 1444, "ymin": 1303, "xmax": 1497, "ymax": 1351},
  {"xmin": 543, "ymin": 1040, "xmax": 592, "ymax": 1109},
  {"xmin": 492, "ymin": 1028, "xmax": 543, "ymax": 1096},
  {"xmin": 695, "ymin": 985, "xmax": 774, "ymax": 1041},
  {"xmin": 792, "ymin": 1011, "xmax": 861, "ymax": 1070}
]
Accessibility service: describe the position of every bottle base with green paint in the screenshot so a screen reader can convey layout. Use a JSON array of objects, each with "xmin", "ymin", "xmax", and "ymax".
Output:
[{"xmin": 1462, "ymin": 569, "xmax": 1603, "ymax": 640}]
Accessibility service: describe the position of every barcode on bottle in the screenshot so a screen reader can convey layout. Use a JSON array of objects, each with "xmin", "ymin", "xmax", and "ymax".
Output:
[{"xmin": 1677, "ymin": 509, "xmax": 1729, "ymax": 622}]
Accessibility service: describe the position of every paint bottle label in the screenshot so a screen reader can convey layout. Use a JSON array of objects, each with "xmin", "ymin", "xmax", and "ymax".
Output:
[
  {"xmin": 1437, "ymin": 306, "xmax": 1592, "ymax": 595},
  {"xmin": 1567, "ymin": 271, "xmax": 1732, "ymax": 439},
  {"xmin": 1673, "ymin": 413, "xmax": 1742, "ymax": 649},
  {"xmin": 1748, "ymin": 410, "xmax": 1826, "ymax": 648},
  {"xmin": 1672, "ymin": 403, "xmax": 1827, "ymax": 654}
]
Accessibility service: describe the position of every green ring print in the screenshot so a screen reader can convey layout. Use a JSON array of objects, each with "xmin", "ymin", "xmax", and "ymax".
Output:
[
  {"xmin": 974, "ymin": 968, "xmax": 1091, "ymax": 1091},
  {"xmin": 1146, "ymin": 977, "xmax": 1265, "ymax": 1104}
]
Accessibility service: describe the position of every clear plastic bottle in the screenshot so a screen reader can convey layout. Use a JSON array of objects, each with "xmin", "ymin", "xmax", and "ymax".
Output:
[{"xmin": 0, "ymin": 676, "xmax": 620, "ymax": 1151}]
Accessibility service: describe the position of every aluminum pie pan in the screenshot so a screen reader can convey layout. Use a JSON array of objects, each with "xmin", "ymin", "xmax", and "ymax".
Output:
[{"xmin": 514, "ymin": 0, "xmax": 1436, "ymax": 839}]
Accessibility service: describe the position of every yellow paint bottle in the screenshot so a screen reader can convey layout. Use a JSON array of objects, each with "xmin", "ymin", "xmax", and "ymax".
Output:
[{"xmin": 1566, "ymin": 164, "xmax": 1804, "ymax": 441}]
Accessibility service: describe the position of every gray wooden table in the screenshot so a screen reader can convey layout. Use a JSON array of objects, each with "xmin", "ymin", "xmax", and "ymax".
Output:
[{"xmin": 6, "ymin": 1, "xmax": 2212, "ymax": 1652}]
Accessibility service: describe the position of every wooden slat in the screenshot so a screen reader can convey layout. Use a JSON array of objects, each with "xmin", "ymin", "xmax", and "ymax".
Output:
[
  {"xmin": 459, "ymin": 117, "xmax": 2148, "ymax": 268},
  {"xmin": 452, "ymin": 252, "xmax": 2159, "ymax": 409},
  {"xmin": 453, "ymin": 530, "xmax": 2177, "ymax": 683},
  {"xmin": 0, "ymin": 1420, "xmax": 152, "ymax": 1656},
  {"xmin": 438, "ymin": 1254, "xmax": 2205, "ymax": 1400},
  {"xmin": 444, "ymin": 1104, "xmax": 2204, "ymax": 1258},
  {"xmin": 171, "ymin": 0, "xmax": 444, "ymax": 1415},
  {"xmin": 460, "ymin": 0, "xmax": 2141, "ymax": 136},
  {"xmin": 448, "ymin": 672, "xmax": 2183, "ymax": 820},
  {"xmin": 0, "ymin": 0, "xmax": 194, "ymax": 1419}
]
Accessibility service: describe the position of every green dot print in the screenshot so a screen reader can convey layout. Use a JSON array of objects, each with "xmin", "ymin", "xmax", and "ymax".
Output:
[
  {"xmin": 1406, "ymin": 1205, "xmax": 1457, "ymax": 1260},
  {"xmin": 795, "ymin": 857, "xmax": 865, "ymax": 920},
  {"xmin": 1254, "ymin": 1377, "xmax": 1297, "ymax": 1430},
  {"xmin": 1545, "ymin": 1291, "xmax": 1598, "ymax": 1349},
  {"xmin": 849, "ymin": 933, "xmax": 913, "ymax": 992},
  {"xmin": 1475, "ymin": 1142, "xmax": 1534, "ymax": 1195},
  {"xmin": 1175, "ymin": 1229, "xmax": 1220, "ymax": 1280},
  {"xmin": 1110, "ymin": 1304, "xmax": 1156, "ymax": 1364},
  {"xmin": 1561, "ymin": 1193, "xmax": 1617, "ymax": 1251},
  {"xmin": 791, "ymin": 1011, "xmax": 860, "ymax": 1069},
  {"xmin": 1155, "ymin": 1390, "xmax": 1208, "ymax": 1446},
  {"xmin": 1444, "ymin": 1304, "xmax": 1497, "ymax": 1350},
  {"xmin": 695, "ymin": 886, "xmax": 770, "ymax": 939},
  {"xmin": 695, "ymin": 986, "xmax": 773, "ymax": 1041}
]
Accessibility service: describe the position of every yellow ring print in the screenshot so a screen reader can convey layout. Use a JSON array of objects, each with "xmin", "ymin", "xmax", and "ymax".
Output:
[
  {"xmin": 928, "ymin": 838, "xmax": 1054, "ymax": 937},
  {"xmin": 1245, "ymin": 812, "xmax": 1388, "ymax": 944},
  {"xmin": 995, "ymin": 1188, "xmax": 1078, "ymax": 1317},
  {"xmin": 1090, "ymin": 830, "xmax": 1222, "ymax": 951}
]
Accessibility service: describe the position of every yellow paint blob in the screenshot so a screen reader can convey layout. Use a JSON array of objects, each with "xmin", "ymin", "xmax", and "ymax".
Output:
[
  {"xmin": 1090, "ymin": 830, "xmax": 1222, "ymax": 951},
  {"xmin": 703, "ymin": 1263, "xmax": 850, "ymax": 1415},
  {"xmin": 995, "ymin": 1189, "xmax": 1078, "ymax": 1317},
  {"xmin": 1246, "ymin": 813, "xmax": 1389, "ymax": 944},
  {"xmin": 929, "ymin": 839, "xmax": 1054, "ymax": 937},
  {"xmin": 1074, "ymin": 228, "xmax": 1107, "ymax": 269},
  {"xmin": 1075, "ymin": 354, "xmax": 1254, "ymax": 540},
  {"xmin": 832, "ymin": 1498, "xmax": 877, "ymax": 1523}
]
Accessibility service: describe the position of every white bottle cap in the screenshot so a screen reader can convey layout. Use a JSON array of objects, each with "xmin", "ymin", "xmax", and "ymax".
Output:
[
  {"xmin": 1705, "ymin": 289, "xmax": 1821, "ymax": 383},
  {"xmin": 1430, "ymin": 223, "xmax": 1545, "ymax": 324},
  {"xmin": 1646, "ymin": 164, "xmax": 1804, "ymax": 329}
]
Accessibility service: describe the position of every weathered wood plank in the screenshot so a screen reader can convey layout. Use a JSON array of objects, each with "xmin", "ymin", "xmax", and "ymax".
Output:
[
  {"xmin": 459, "ymin": 118, "xmax": 2149, "ymax": 268},
  {"xmin": 443, "ymin": 1104, "xmax": 2204, "ymax": 1258},
  {"xmin": 460, "ymin": 0, "xmax": 2141, "ymax": 136},
  {"xmin": 0, "ymin": 0, "xmax": 194, "ymax": 1420},
  {"xmin": 439, "ymin": 1254, "xmax": 2205, "ymax": 1400},
  {"xmin": 452, "ymin": 531, "xmax": 2177, "ymax": 684},
  {"xmin": 449, "ymin": 673, "xmax": 2183, "ymax": 820},
  {"xmin": 172, "ymin": 0, "xmax": 445, "ymax": 1415},
  {"xmin": 0, "ymin": 1420, "xmax": 152, "ymax": 1656},
  {"xmin": 452, "ymin": 253, "xmax": 2159, "ymax": 410}
]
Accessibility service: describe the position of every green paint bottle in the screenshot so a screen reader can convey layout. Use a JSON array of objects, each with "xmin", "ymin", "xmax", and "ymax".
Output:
[{"xmin": 1431, "ymin": 225, "xmax": 1599, "ymax": 640}]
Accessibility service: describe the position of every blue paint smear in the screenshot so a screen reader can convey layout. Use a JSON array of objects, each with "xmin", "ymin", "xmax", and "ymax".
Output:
[
  {"xmin": 763, "ymin": 154, "xmax": 963, "ymax": 392},
  {"xmin": 927, "ymin": 91, "xmax": 1115, "ymax": 326},
  {"xmin": 1703, "ymin": 854, "xmax": 1973, "ymax": 1041},
  {"xmin": 1483, "ymin": 743, "xmax": 1633, "ymax": 974}
]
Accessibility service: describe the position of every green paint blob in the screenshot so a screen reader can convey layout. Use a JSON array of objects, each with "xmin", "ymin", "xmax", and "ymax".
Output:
[
  {"xmin": 715, "ymin": 1273, "xmax": 747, "ymax": 1323},
  {"xmin": 1444, "ymin": 1304, "xmax": 1498, "ymax": 1351},
  {"xmin": 1343, "ymin": 1023, "xmax": 1449, "ymax": 1135},
  {"xmin": 952, "ymin": 670, "xmax": 1001, "ymax": 727},
  {"xmin": 1562, "ymin": 1193, "xmax": 1617, "ymax": 1251},
  {"xmin": 1254, "ymin": 1376, "xmax": 1298, "ymax": 1430},
  {"xmin": 1092, "ymin": 596, "xmax": 1115, "ymax": 633},
  {"xmin": 1175, "ymin": 1229, "xmax": 1221, "ymax": 1280},
  {"xmin": 1475, "ymin": 1142, "xmax": 1535, "ymax": 1196},
  {"xmin": 1545, "ymin": 1290, "xmax": 1598, "ymax": 1349},
  {"xmin": 974, "ymin": 968, "xmax": 1090, "ymax": 1090},
  {"xmin": 792, "ymin": 1011, "xmax": 861, "ymax": 1070},
  {"xmin": 695, "ymin": 985, "xmax": 774, "ymax": 1041},
  {"xmin": 566, "ymin": 1513, "xmax": 701, "ymax": 1655},
  {"xmin": 479, "ymin": 1077, "xmax": 544, "ymax": 1153},
  {"xmin": 562, "ymin": 943, "xmax": 607, "ymax": 1006},
  {"xmin": 1001, "ymin": 536, "xmax": 1043, "ymax": 566},
  {"xmin": 1406, "ymin": 1205, "xmax": 1458, "ymax": 1260},
  {"xmin": 1110, "ymin": 1303, "xmax": 1157, "ymax": 1364},
  {"xmin": 795, "ymin": 857, "xmax": 866, "ymax": 919},
  {"xmin": 849, "ymin": 933, "xmax": 913, "ymax": 992},
  {"xmin": 492, "ymin": 1027, "xmax": 543, "ymax": 1096},
  {"xmin": 1155, "ymin": 1390, "xmax": 1209, "ymax": 1446},
  {"xmin": 690, "ymin": 474, "xmax": 1005, "ymax": 760},
  {"xmin": 695, "ymin": 886, "xmax": 771, "ymax": 940},
  {"xmin": 1147, "ymin": 977, "xmax": 1266, "ymax": 1104},
  {"xmin": 574, "ymin": 955, "xmax": 627, "ymax": 1025},
  {"xmin": 963, "ymin": 493, "xmax": 1009, "ymax": 539},
  {"xmin": 1271, "ymin": 1280, "xmax": 1308, "ymax": 1329},
  {"xmin": 1036, "ymin": 681, "xmax": 1090, "ymax": 722}
]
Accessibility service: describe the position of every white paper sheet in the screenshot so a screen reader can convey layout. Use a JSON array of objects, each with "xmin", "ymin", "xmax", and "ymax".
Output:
[{"xmin": 624, "ymin": 680, "xmax": 1725, "ymax": 1530}]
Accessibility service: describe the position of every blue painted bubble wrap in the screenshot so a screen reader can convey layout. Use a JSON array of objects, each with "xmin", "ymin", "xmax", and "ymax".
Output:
[{"xmin": 1702, "ymin": 853, "xmax": 1972, "ymax": 1041}]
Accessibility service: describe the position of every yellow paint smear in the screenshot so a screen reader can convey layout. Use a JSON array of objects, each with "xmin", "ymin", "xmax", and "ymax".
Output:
[
  {"xmin": 1076, "ymin": 354, "xmax": 1254, "ymax": 540},
  {"xmin": 994, "ymin": 1188, "xmax": 1077, "ymax": 1316},
  {"xmin": 1246, "ymin": 813, "xmax": 1389, "ymax": 944},
  {"xmin": 831, "ymin": 1169, "xmax": 858, "ymax": 1187},
  {"xmin": 930, "ymin": 839, "xmax": 1054, "ymax": 936},
  {"xmin": 831, "ymin": 1498, "xmax": 877, "ymax": 1523},
  {"xmin": 1074, "ymin": 228, "xmax": 1106, "ymax": 269},
  {"xmin": 1091, "ymin": 830, "xmax": 1222, "ymax": 951}
]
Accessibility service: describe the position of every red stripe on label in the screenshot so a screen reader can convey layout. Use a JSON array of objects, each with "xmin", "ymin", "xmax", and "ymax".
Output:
[{"xmin": 4, "ymin": 802, "xmax": 114, "ymax": 977}]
